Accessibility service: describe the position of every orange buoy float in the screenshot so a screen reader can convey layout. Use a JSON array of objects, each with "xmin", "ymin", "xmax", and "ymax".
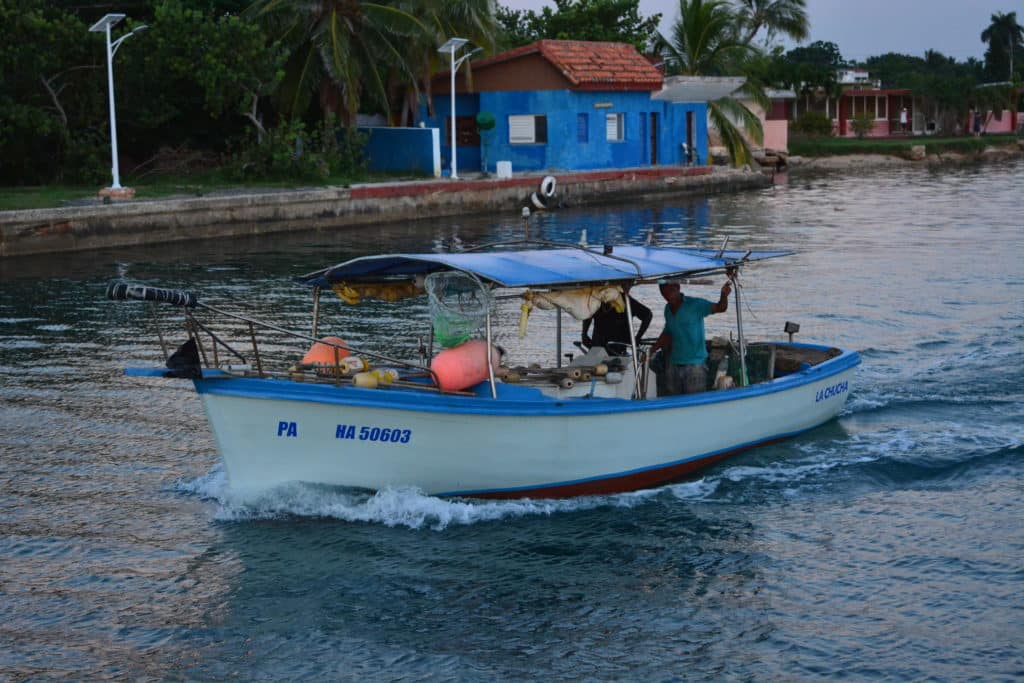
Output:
[
  {"xmin": 430, "ymin": 339, "xmax": 501, "ymax": 392},
  {"xmin": 302, "ymin": 336, "xmax": 351, "ymax": 368}
]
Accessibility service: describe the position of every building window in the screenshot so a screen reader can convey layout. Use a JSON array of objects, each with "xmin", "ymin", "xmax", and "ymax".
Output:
[
  {"xmin": 577, "ymin": 113, "xmax": 588, "ymax": 142},
  {"xmin": 509, "ymin": 115, "xmax": 547, "ymax": 144},
  {"xmin": 606, "ymin": 113, "xmax": 624, "ymax": 141},
  {"xmin": 850, "ymin": 95, "xmax": 887, "ymax": 120}
]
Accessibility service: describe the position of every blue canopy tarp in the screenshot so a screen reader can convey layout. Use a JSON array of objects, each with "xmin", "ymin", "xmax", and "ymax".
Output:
[{"xmin": 299, "ymin": 246, "xmax": 792, "ymax": 289}]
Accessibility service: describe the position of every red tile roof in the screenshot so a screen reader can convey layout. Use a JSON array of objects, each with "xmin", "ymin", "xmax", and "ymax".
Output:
[{"xmin": 470, "ymin": 40, "xmax": 663, "ymax": 91}]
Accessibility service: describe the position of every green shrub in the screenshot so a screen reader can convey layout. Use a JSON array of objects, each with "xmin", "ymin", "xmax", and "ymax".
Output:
[
  {"xmin": 328, "ymin": 124, "xmax": 369, "ymax": 179},
  {"xmin": 229, "ymin": 120, "xmax": 325, "ymax": 181},
  {"xmin": 791, "ymin": 111, "xmax": 834, "ymax": 137},
  {"xmin": 61, "ymin": 130, "xmax": 109, "ymax": 185},
  {"xmin": 228, "ymin": 116, "xmax": 367, "ymax": 182},
  {"xmin": 850, "ymin": 113, "xmax": 876, "ymax": 139}
]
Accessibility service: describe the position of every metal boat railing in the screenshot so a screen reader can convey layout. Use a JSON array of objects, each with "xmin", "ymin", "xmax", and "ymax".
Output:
[{"xmin": 107, "ymin": 282, "xmax": 447, "ymax": 392}]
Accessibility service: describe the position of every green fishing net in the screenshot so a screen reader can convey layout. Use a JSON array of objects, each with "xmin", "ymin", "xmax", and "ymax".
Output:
[{"xmin": 424, "ymin": 271, "xmax": 492, "ymax": 348}]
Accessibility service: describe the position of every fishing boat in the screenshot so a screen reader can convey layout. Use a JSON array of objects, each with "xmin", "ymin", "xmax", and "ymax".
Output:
[{"xmin": 110, "ymin": 238, "xmax": 860, "ymax": 499}]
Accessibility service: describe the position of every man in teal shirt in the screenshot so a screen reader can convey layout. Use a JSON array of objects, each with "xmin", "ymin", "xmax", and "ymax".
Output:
[{"xmin": 651, "ymin": 279, "xmax": 731, "ymax": 394}]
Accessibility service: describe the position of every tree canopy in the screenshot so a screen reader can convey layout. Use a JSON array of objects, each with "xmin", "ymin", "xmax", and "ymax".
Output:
[
  {"xmin": 496, "ymin": 0, "xmax": 661, "ymax": 52},
  {"xmin": 660, "ymin": 0, "xmax": 769, "ymax": 167},
  {"xmin": 981, "ymin": 11, "xmax": 1023, "ymax": 82},
  {"xmin": 0, "ymin": 0, "xmax": 1019, "ymax": 187}
]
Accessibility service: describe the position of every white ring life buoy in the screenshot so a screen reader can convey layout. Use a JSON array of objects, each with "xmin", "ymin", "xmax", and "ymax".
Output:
[{"xmin": 540, "ymin": 175, "xmax": 557, "ymax": 198}]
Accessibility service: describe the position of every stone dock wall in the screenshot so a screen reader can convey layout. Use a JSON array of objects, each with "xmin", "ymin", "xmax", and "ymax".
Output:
[{"xmin": 0, "ymin": 166, "xmax": 771, "ymax": 257}]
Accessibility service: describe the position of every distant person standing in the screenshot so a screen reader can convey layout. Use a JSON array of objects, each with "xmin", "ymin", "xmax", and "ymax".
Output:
[
  {"xmin": 650, "ymin": 279, "xmax": 731, "ymax": 395},
  {"xmin": 899, "ymin": 107, "xmax": 908, "ymax": 133}
]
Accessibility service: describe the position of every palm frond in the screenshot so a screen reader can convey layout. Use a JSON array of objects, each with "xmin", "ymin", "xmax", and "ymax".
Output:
[{"xmin": 708, "ymin": 99, "xmax": 757, "ymax": 168}]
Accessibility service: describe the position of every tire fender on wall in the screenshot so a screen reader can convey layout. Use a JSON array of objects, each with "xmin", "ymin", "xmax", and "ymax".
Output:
[{"xmin": 540, "ymin": 175, "xmax": 557, "ymax": 198}]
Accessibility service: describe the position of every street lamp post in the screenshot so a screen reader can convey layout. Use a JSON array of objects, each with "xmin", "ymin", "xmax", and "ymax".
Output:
[
  {"xmin": 437, "ymin": 38, "xmax": 476, "ymax": 180},
  {"xmin": 89, "ymin": 13, "xmax": 147, "ymax": 195}
]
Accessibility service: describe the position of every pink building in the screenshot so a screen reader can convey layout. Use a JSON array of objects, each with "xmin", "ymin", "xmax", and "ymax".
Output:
[
  {"xmin": 794, "ymin": 87, "xmax": 919, "ymax": 137},
  {"xmin": 966, "ymin": 84, "xmax": 1023, "ymax": 134},
  {"xmin": 794, "ymin": 74, "xmax": 1023, "ymax": 138}
]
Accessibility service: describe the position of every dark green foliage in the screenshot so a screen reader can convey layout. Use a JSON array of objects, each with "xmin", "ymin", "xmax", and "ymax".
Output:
[
  {"xmin": 0, "ymin": 0, "xmax": 293, "ymax": 185},
  {"xmin": 496, "ymin": 0, "xmax": 661, "ymax": 52},
  {"xmin": 980, "ymin": 11, "xmax": 1023, "ymax": 82},
  {"xmin": 228, "ymin": 117, "xmax": 366, "ymax": 182},
  {"xmin": 116, "ymin": 1, "xmax": 285, "ymax": 158},
  {"xmin": 659, "ymin": 0, "xmax": 766, "ymax": 168},
  {"xmin": 791, "ymin": 112, "xmax": 834, "ymax": 137},
  {"xmin": 62, "ymin": 129, "xmax": 111, "ymax": 185},
  {"xmin": 494, "ymin": 6, "xmax": 535, "ymax": 48},
  {"xmin": 661, "ymin": 0, "xmax": 756, "ymax": 77},
  {"xmin": 734, "ymin": 0, "xmax": 809, "ymax": 45},
  {"xmin": 864, "ymin": 50, "xmax": 984, "ymax": 134},
  {"xmin": 0, "ymin": 0, "xmax": 99, "ymax": 183},
  {"xmin": 777, "ymin": 41, "xmax": 844, "ymax": 95}
]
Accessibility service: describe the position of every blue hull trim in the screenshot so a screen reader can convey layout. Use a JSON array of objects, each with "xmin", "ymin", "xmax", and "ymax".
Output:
[{"xmin": 181, "ymin": 346, "xmax": 860, "ymax": 418}]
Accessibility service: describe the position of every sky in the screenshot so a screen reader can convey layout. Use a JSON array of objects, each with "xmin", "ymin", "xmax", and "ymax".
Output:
[{"xmin": 499, "ymin": 0, "xmax": 1019, "ymax": 62}]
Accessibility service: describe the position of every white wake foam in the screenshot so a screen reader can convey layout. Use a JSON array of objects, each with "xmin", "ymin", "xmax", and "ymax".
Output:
[{"xmin": 175, "ymin": 465, "xmax": 660, "ymax": 530}]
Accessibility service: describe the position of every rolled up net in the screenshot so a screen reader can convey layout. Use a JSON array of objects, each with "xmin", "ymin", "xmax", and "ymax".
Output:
[{"xmin": 425, "ymin": 271, "xmax": 491, "ymax": 348}]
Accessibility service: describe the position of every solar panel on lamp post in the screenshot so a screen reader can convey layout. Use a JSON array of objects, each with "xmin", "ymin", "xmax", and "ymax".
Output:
[{"xmin": 89, "ymin": 14, "xmax": 147, "ymax": 195}]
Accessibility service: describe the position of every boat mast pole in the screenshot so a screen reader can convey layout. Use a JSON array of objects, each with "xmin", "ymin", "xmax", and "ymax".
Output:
[
  {"xmin": 623, "ymin": 290, "xmax": 642, "ymax": 398},
  {"xmin": 730, "ymin": 268, "xmax": 748, "ymax": 386},
  {"xmin": 464, "ymin": 269, "xmax": 498, "ymax": 399},
  {"xmin": 311, "ymin": 286, "xmax": 321, "ymax": 338},
  {"xmin": 485, "ymin": 309, "xmax": 497, "ymax": 398},
  {"xmin": 556, "ymin": 307, "xmax": 562, "ymax": 367}
]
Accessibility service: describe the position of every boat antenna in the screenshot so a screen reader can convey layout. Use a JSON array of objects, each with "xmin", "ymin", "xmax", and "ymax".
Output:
[
  {"xmin": 715, "ymin": 236, "xmax": 730, "ymax": 259},
  {"xmin": 521, "ymin": 206, "xmax": 530, "ymax": 240}
]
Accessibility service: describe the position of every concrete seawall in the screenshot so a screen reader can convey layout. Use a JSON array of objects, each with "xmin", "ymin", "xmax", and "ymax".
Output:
[{"xmin": 0, "ymin": 166, "xmax": 771, "ymax": 257}]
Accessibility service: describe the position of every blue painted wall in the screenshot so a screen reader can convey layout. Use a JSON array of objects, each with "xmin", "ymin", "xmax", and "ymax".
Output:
[
  {"xmin": 658, "ymin": 100, "xmax": 710, "ymax": 166},
  {"xmin": 427, "ymin": 93, "xmax": 481, "ymax": 175},
  {"xmin": 421, "ymin": 90, "xmax": 708, "ymax": 173},
  {"xmin": 359, "ymin": 127, "xmax": 438, "ymax": 176}
]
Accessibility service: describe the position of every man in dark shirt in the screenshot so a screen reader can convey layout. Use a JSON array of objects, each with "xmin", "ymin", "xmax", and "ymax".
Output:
[{"xmin": 581, "ymin": 294, "xmax": 653, "ymax": 353}]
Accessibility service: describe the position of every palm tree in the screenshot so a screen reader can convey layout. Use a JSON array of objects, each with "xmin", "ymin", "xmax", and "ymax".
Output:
[
  {"xmin": 733, "ymin": 0, "xmax": 809, "ymax": 46},
  {"xmin": 244, "ymin": 0, "xmax": 427, "ymax": 124},
  {"xmin": 660, "ymin": 0, "xmax": 766, "ymax": 167},
  {"xmin": 388, "ymin": 0, "xmax": 498, "ymax": 126},
  {"xmin": 980, "ymin": 11, "xmax": 1023, "ymax": 81}
]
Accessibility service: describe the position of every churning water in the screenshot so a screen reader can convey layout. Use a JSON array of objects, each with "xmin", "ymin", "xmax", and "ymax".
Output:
[{"xmin": 2, "ymin": 160, "xmax": 1022, "ymax": 680}]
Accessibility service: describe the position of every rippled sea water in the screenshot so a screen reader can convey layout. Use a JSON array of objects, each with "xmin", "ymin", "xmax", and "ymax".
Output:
[{"xmin": 2, "ymin": 161, "xmax": 1022, "ymax": 681}]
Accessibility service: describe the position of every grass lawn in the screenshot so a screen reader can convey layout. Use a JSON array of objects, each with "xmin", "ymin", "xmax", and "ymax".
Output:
[
  {"xmin": 0, "ymin": 169, "xmax": 422, "ymax": 212},
  {"xmin": 789, "ymin": 133, "xmax": 1022, "ymax": 157}
]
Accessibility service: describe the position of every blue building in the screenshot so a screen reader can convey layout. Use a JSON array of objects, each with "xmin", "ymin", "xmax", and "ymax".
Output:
[{"xmin": 422, "ymin": 40, "xmax": 708, "ymax": 174}]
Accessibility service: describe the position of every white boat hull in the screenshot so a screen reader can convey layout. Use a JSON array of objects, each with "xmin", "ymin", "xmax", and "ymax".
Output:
[{"xmin": 195, "ymin": 347, "xmax": 859, "ymax": 498}]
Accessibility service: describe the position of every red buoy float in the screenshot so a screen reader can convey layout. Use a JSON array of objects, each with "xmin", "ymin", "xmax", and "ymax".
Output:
[
  {"xmin": 430, "ymin": 339, "xmax": 501, "ymax": 392},
  {"xmin": 302, "ymin": 336, "xmax": 351, "ymax": 366}
]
